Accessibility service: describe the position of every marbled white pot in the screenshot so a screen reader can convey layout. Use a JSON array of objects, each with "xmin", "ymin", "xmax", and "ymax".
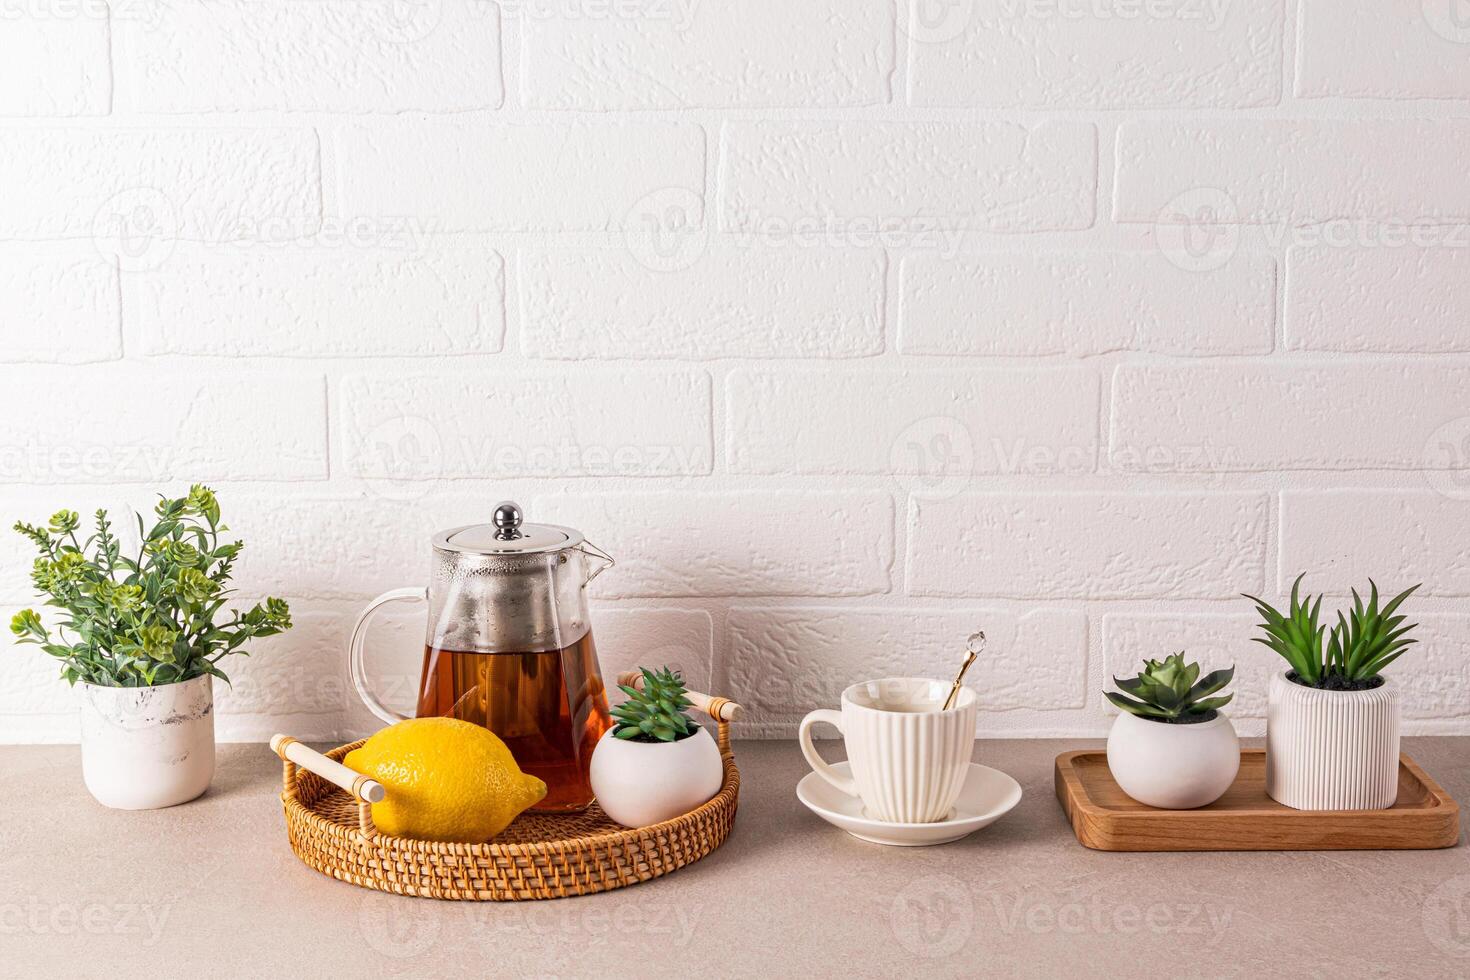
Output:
[
  {"xmin": 1266, "ymin": 672, "xmax": 1400, "ymax": 811},
  {"xmin": 79, "ymin": 674, "xmax": 215, "ymax": 810}
]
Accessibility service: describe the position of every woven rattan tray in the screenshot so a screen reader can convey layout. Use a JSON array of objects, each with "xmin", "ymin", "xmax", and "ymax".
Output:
[{"xmin": 273, "ymin": 691, "xmax": 741, "ymax": 901}]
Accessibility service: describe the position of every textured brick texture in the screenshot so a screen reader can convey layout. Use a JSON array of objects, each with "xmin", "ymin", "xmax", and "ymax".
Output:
[
  {"xmin": 1296, "ymin": 0, "xmax": 1470, "ymax": 100},
  {"xmin": 907, "ymin": 493, "xmax": 1270, "ymax": 600},
  {"xmin": 719, "ymin": 121, "xmax": 1096, "ymax": 232},
  {"xmin": 900, "ymin": 252, "xmax": 1275, "ymax": 357},
  {"xmin": 2, "ymin": 250, "xmax": 121, "ymax": 362},
  {"xmin": 3, "ymin": 8, "xmax": 1469, "ymax": 742},
  {"xmin": 908, "ymin": 0, "xmax": 1284, "ymax": 108},
  {"xmin": 117, "ymin": 0, "xmax": 503, "ymax": 112},
  {"xmin": 135, "ymin": 247, "xmax": 505, "ymax": 357},
  {"xmin": 1115, "ymin": 121, "xmax": 1470, "ymax": 224},
  {"xmin": 520, "ymin": 1, "xmax": 894, "ymax": 109},
  {"xmin": 1, "ymin": 13, "xmax": 110, "ymax": 115}
]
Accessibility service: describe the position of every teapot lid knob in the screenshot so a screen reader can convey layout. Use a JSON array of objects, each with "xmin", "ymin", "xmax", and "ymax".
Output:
[{"xmin": 492, "ymin": 500, "xmax": 524, "ymax": 540}]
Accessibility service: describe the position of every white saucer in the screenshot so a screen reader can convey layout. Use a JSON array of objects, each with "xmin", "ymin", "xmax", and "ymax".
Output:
[{"xmin": 796, "ymin": 762, "xmax": 1023, "ymax": 846}]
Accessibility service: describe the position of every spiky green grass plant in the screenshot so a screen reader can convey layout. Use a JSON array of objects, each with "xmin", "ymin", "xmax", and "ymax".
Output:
[{"xmin": 1242, "ymin": 574, "xmax": 1420, "ymax": 689}]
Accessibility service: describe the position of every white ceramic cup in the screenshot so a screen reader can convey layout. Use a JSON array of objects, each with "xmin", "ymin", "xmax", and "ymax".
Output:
[{"xmin": 799, "ymin": 677, "xmax": 977, "ymax": 824}]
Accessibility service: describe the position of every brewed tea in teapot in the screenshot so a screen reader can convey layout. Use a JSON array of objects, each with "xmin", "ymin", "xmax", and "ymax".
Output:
[{"xmin": 349, "ymin": 502, "xmax": 615, "ymax": 812}]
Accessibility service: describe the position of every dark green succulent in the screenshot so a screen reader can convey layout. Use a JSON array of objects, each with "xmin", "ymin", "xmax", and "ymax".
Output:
[
  {"xmin": 1107, "ymin": 653, "xmax": 1234, "ymax": 723},
  {"xmin": 1243, "ymin": 574, "xmax": 1420, "ymax": 689},
  {"xmin": 611, "ymin": 667, "xmax": 697, "ymax": 742}
]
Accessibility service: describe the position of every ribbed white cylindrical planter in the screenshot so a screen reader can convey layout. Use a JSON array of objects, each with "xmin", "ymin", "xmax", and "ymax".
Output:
[
  {"xmin": 1266, "ymin": 672, "xmax": 1400, "ymax": 810},
  {"xmin": 79, "ymin": 675, "xmax": 216, "ymax": 810}
]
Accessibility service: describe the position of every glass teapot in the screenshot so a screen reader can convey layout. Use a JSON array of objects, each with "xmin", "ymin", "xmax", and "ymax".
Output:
[{"xmin": 348, "ymin": 501, "xmax": 615, "ymax": 812}]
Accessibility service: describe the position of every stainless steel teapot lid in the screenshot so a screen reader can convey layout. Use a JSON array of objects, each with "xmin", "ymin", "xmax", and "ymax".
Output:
[{"xmin": 431, "ymin": 501, "xmax": 586, "ymax": 555}]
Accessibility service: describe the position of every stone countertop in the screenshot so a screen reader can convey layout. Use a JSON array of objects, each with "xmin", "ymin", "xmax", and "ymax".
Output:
[{"xmin": 3, "ymin": 738, "xmax": 1468, "ymax": 978}]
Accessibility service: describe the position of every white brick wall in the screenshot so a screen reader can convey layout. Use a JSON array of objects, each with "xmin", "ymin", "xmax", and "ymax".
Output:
[
  {"xmin": 719, "ymin": 121, "xmax": 1096, "ymax": 232},
  {"xmin": 1296, "ymin": 0, "xmax": 1469, "ymax": 100},
  {"xmin": 519, "ymin": 1, "xmax": 895, "ymax": 109},
  {"xmin": 1, "ymin": 13, "xmax": 110, "ymax": 115},
  {"xmin": 899, "ymin": 252, "xmax": 1276, "ymax": 357},
  {"xmin": 907, "ymin": 0, "xmax": 1284, "ymax": 108},
  {"xmin": 4, "ymin": 4, "xmax": 1469, "ymax": 742},
  {"xmin": 1, "ymin": 249, "xmax": 121, "ymax": 362},
  {"xmin": 1115, "ymin": 121, "xmax": 1470, "ymax": 224},
  {"xmin": 116, "ymin": 0, "xmax": 504, "ymax": 113}
]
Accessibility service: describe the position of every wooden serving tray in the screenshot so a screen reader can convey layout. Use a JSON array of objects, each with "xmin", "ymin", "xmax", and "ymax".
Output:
[{"xmin": 1055, "ymin": 750, "xmax": 1460, "ymax": 852}]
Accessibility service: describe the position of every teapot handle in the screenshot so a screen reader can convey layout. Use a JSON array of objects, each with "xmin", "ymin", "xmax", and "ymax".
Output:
[{"xmin": 347, "ymin": 586, "xmax": 426, "ymax": 725}]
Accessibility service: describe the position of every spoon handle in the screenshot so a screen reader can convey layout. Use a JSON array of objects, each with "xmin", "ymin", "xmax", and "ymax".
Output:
[{"xmin": 943, "ymin": 651, "xmax": 977, "ymax": 711}]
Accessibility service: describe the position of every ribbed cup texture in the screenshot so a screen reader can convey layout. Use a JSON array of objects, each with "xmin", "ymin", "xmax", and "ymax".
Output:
[
  {"xmin": 1266, "ymin": 672, "xmax": 1400, "ymax": 811},
  {"xmin": 845, "ymin": 700, "xmax": 976, "ymax": 823}
]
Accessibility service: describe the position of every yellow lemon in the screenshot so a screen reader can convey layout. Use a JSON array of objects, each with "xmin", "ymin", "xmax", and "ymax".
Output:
[{"xmin": 344, "ymin": 717, "xmax": 546, "ymax": 843}]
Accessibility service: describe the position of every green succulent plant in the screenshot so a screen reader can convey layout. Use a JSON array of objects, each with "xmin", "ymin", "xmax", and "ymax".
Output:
[
  {"xmin": 11, "ymin": 486, "xmax": 292, "ymax": 688},
  {"xmin": 1243, "ymin": 574, "xmax": 1420, "ymax": 689},
  {"xmin": 611, "ymin": 667, "xmax": 697, "ymax": 743},
  {"xmin": 1106, "ymin": 653, "xmax": 1234, "ymax": 723}
]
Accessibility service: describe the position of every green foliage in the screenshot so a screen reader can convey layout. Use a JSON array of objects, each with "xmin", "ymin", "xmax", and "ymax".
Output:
[
  {"xmin": 11, "ymin": 485, "xmax": 291, "ymax": 688},
  {"xmin": 611, "ymin": 667, "xmax": 697, "ymax": 743},
  {"xmin": 1106, "ymin": 652, "xmax": 1234, "ymax": 723},
  {"xmin": 1243, "ymin": 574, "xmax": 1419, "ymax": 686}
]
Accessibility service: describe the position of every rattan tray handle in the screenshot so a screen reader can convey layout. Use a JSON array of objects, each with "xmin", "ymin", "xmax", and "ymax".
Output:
[
  {"xmin": 271, "ymin": 735, "xmax": 385, "ymax": 803},
  {"xmin": 616, "ymin": 672, "xmax": 744, "ymax": 723}
]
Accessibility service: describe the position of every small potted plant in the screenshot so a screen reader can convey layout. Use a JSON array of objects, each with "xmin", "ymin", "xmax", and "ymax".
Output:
[
  {"xmin": 1105, "ymin": 653, "xmax": 1238, "ymax": 809},
  {"xmin": 11, "ymin": 486, "xmax": 292, "ymax": 810},
  {"xmin": 588, "ymin": 667, "xmax": 723, "ymax": 828},
  {"xmin": 1244, "ymin": 575, "xmax": 1418, "ymax": 810}
]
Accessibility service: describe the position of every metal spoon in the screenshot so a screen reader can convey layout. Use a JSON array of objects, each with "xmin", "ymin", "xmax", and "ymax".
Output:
[{"xmin": 942, "ymin": 631, "xmax": 986, "ymax": 711}]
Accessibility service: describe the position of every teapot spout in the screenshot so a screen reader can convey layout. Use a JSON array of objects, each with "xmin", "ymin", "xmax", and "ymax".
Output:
[{"xmin": 578, "ymin": 540, "xmax": 615, "ymax": 586}]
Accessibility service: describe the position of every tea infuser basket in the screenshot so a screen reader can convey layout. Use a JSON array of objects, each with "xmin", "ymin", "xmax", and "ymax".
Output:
[{"xmin": 272, "ymin": 682, "xmax": 741, "ymax": 901}]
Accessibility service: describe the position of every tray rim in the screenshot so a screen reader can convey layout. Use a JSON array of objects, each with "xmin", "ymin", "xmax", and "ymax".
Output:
[
  {"xmin": 1055, "ymin": 749, "xmax": 1461, "ymax": 851},
  {"xmin": 277, "ymin": 734, "xmax": 740, "ymax": 899},
  {"xmin": 285, "ymin": 736, "xmax": 740, "ymax": 856}
]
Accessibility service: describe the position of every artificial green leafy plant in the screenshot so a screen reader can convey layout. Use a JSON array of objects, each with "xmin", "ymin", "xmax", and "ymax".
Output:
[
  {"xmin": 1243, "ymin": 574, "xmax": 1420, "ymax": 690},
  {"xmin": 11, "ymin": 486, "xmax": 292, "ymax": 688},
  {"xmin": 1107, "ymin": 653, "xmax": 1234, "ymax": 724},
  {"xmin": 611, "ymin": 667, "xmax": 697, "ymax": 742}
]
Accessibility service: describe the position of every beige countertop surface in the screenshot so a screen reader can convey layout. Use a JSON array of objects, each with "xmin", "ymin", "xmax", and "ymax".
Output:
[{"xmin": 4, "ymin": 737, "xmax": 1470, "ymax": 978}]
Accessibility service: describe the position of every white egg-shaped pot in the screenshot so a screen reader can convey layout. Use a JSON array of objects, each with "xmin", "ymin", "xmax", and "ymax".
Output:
[
  {"xmin": 1266, "ymin": 671, "xmax": 1400, "ymax": 810},
  {"xmin": 589, "ymin": 725, "xmax": 724, "ymax": 829},
  {"xmin": 1106, "ymin": 709, "xmax": 1240, "ymax": 810},
  {"xmin": 79, "ymin": 674, "xmax": 216, "ymax": 810}
]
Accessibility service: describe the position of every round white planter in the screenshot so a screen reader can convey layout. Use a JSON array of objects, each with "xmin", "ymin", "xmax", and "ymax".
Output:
[
  {"xmin": 589, "ymin": 725, "xmax": 723, "ymax": 828},
  {"xmin": 1266, "ymin": 671, "xmax": 1400, "ymax": 810},
  {"xmin": 79, "ymin": 674, "xmax": 215, "ymax": 810},
  {"xmin": 1106, "ymin": 710, "xmax": 1239, "ymax": 809}
]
